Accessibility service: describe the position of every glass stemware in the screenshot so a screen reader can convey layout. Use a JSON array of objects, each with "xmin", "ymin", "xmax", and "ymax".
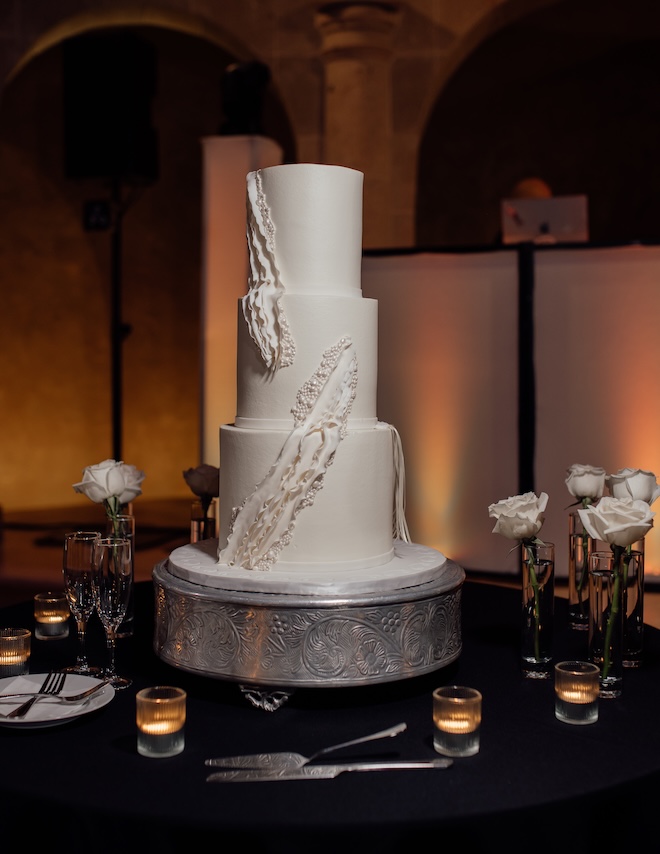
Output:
[
  {"xmin": 62, "ymin": 531, "xmax": 101, "ymax": 675},
  {"xmin": 91, "ymin": 536, "xmax": 132, "ymax": 689}
]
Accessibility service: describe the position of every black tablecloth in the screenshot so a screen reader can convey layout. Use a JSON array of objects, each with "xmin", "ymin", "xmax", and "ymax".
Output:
[{"xmin": 1, "ymin": 579, "xmax": 659, "ymax": 853}]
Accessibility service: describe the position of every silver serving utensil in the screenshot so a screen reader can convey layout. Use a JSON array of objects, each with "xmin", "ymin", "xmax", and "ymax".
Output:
[
  {"xmin": 0, "ymin": 679, "xmax": 112, "ymax": 706},
  {"xmin": 207, "ymin": 758, "xmax": 452, "ymax": 783},
  {"xmin": 205, "ymin": 722, "xmax": 407, "ymax": 770},
  {"xmin": 6, "ymin": 671, "xmax": 66, "ymax": 719}
]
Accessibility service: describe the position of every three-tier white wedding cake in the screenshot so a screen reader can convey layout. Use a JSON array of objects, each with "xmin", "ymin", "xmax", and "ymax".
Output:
[{"xmin": 166, "ymin": 163, "xmax": 450, "ymax": 596}]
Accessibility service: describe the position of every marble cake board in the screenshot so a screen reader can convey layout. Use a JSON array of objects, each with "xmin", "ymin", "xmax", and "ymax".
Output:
[{"xmin": 153, "ymin": 541, "xmax": 465, "ymax": 711}]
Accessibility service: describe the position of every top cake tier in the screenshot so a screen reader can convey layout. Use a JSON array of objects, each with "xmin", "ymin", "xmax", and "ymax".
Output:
[
  {"xmin": 249, "ymin": 163, "xmax": 363, "ymax": 296},
  {"xmin": 238, "ymin": 162, "xmax": 376, "ymax": 425}
]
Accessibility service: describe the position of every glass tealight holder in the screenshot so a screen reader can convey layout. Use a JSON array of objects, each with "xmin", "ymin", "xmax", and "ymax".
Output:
[
  {"xmin": 34, "ymin": 592, "xmax": 70, "ymax": 640},
  {"xmin": 136, "ymin": 686, "xmax": 187, "ymax": 758},
  {"xmin": 432, "ymin": 685, "xmax": 482, "ymax": 757},
  {"xmin": 0, "ymin": 628, "xmax": 31, "ymax": 677},
  {"xmin": 554, "ymin": 660, "xmax": 600, "ymax": 725}
]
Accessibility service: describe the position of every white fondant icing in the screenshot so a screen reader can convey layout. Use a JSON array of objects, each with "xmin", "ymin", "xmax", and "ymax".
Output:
[
  {"xmin": 253, "ymin": 163, "xmax": 364, "ymax": 297},
  {"xmin": 167, "ymin": 162, "xmax": 447, "ymax": 595},
  {"xmin": 391, "ymin": 425, "xmax": 411, "ymax": 543},
  {"xmin": 170, "ymin": 538, "xmax": 448, "ymax": 596},
  {"xmin": 219, "ymin": 422, "xmax": 396, "ymax": 569},
  {"xmin": 236, "ymin": 293, "xmax": 378, "ymax": 428},
  {"xmin": 218, "ymin": 339, "xmax": 358, "ymax": 570},
  {"xmin": 243, "ymin": 170, "xmax": 295, "ymax": 371}
]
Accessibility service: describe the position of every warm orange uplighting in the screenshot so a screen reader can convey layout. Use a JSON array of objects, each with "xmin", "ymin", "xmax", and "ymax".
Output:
[
  {"xmin": 366, "ymin": 245, "xmax": 660, "ymax": 579},
  {"xmin": 536, "ymin": 245, "xmax": 660, "ymax": 579},
  {"xmin": 365, "ymin": 251, "xmax": 520, "ymax": 573}
]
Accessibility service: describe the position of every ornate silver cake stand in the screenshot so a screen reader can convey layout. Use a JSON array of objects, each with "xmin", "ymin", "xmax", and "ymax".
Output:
[{"xmin": 153, "ymin": 557, "xmax": 465, "ymax": 711}]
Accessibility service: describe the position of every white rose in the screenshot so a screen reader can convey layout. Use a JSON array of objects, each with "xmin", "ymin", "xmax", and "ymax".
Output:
[
  {"xmin": 606, "ymin": 467, "xmax": 660, "ymax": 505},
  {"xmin": 578, "ymin": 496, "xmax": 654, "ymax": 548},
  {"xmin": 565, "ymin": 464, "xmax": 606, "ymax": 501},
  {"xmin": 73, "ymin": 459, "xmax": 145, "ymax": 505},
  {"xmin": 183, "ymin": 464, "xmax": 220, "ymax": 498},
  {"xmin": 488, "ymin": 491, "xmax": 549, "ymax": 541}
]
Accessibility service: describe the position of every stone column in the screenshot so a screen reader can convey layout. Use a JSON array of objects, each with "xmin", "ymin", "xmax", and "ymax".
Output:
[{"xmin": 315, "ymin": 3, "xmax": 401, "ymax": 249}]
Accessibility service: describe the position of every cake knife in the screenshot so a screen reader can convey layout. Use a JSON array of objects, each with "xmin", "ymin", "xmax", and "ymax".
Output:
[
  {"xmin": 207, "ymin": 758, "xmax": 452, "ymax": 783},
  {"xmin": 205, "ymin": 722, "xmax": 407, "ymax": 770}
]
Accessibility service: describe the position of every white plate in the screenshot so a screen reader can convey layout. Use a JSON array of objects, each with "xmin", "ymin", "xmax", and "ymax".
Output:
[{"xmin": 0, "ymin": 673, "xmax": 115, "ymax": 728}]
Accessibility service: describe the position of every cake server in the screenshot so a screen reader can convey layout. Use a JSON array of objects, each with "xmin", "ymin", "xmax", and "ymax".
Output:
[
  {"xmin": 205, "ymin": 721, "xmax": 407, "ymax": 770},
  {"xmin": 207, "ymin": 758, "xmax": 452, "ymax": 783}
]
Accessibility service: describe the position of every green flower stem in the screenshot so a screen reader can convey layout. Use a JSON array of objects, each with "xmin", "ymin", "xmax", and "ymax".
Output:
[
  {"xmin": 575, "ymin": 497, "xmax": 592, "ymax": 599},
  {"xmin": 103, "ymin": 496, "xmax": 122, "ymax": 535},
  {"xmin": 575, "ymin": 529, "xmax": 589, "ymax": 594},
  {"xmin": 602, "ymin": 546, "xmax": 624, "ymax": 680},
  {"xmin": 622, "ymin": 545, "xmax": 632, "ymax": 588},
  {"xmin": 524, "ymin": 541, "xmax": 541, "ymax": 660}
]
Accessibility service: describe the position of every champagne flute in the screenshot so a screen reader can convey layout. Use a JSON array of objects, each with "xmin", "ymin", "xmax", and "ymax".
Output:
[
  {"xmin": 62, "ymin": 530, "xmax": 101, "ymax": 675},
  {"xmin": 92, "ymin": 536, "xmax": 132, "ymax": 689}
]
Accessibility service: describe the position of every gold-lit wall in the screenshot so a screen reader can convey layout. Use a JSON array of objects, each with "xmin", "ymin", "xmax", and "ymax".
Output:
[{"xmin": 0, "ymin": 30, "xmax": 230, "ymax": 510}]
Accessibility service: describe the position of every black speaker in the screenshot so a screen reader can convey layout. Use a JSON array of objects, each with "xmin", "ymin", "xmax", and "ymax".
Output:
[
  {"xmin": 219, "ymin": 61, "xmax": 271, "ymax": 136},
  {"xmin": 63, "ymin": 31, "xmax": 158, "ymax": 184}
]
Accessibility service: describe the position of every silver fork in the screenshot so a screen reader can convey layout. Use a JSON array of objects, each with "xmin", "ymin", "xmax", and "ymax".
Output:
[
  {"xmin": 7, "ymin": 671, "xmax": 66, "ymax": 719},
  {"xmin": 0, "ymin": 678, "xmax": 112, "ymax": 705}
]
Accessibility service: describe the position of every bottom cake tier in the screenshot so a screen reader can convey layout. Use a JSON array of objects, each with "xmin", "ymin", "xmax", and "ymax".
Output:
[{"xmin": 153, "ymin": 546, "xmax": 464, "ymax": 706}]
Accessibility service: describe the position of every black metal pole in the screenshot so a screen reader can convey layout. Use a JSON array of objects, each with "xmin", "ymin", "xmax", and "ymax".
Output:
[
  {"xmin": 517, "ymin": 242, "xmax": 535, "ymax": 494},
  {"xmin": 110, "ymin": 177, "xmax": 123, "ymax": 462}
]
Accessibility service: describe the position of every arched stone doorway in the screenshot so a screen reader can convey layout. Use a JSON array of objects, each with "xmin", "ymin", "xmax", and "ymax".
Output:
[
  {"xmin": 0, "ymin": 22, "xmax": 294, "ymax": 509},
  {"xmin": 416, "ymin": 0, "xmax": 660, "ymax": 248}
]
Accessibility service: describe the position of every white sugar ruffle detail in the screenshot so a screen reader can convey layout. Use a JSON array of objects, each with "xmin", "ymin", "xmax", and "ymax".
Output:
[
  {"xmin": 243, "ymin": 170, "xmax": 296, "ymax": 371},
  {"xmin": 218, "ymin": 337, "xmax": 358, "ymax": 571},
  {"xmin": 390, "ymin": 425, "xmax": 411, "ymax": 543}
]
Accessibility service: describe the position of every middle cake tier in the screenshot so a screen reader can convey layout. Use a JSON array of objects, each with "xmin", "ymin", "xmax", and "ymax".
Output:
[
  {"xmin": 235, "ymin": 293, "xmax": 378, "ymax": 429},
  {"xmin": 219, "ymin": 421, "xmax": 395, "ymax": 571}
]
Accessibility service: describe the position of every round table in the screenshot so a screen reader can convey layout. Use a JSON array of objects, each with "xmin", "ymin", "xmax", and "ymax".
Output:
[{"xmin": 1, "ymin": 578, "xmax": 659, "ymax": 853}]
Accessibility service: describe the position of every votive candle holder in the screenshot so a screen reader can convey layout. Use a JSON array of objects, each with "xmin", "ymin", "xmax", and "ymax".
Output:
[
  {"xmin": 433, "ymin": 685, "xmax": 482, "ymax": 757},
  {"xmin": 554, "ymin": 660, "xmax": 600, "ymax": 725},
  {"xmin": 0, "ymin": 628, "xmax": 31, "ymax": 676},
  {"xmin": 136, "ymin": 686, "xmax": 187, "ymax": 758},
  {"xmin": 34, "ymin": 592, "xmax": 70, "ymax": 640}
]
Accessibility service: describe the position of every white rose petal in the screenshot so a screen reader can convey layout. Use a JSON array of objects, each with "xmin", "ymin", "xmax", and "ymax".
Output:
[
  {"xmin": 565, "ymin": 464, "xmax": 606, "ymax": 501},
  {"xmin": 73, "ymin": 459, "xmax": 145, "ymax": 506},
  {"xmin": 578, "ymin": 496, "xmax": 654, "ymax": 548},
  {"xmin": 488, "ymin": 491, "xmax": 548, "ymax": 541},
  {"xmin": 606, "ymin": 467, "xmax": 660, "ymax": 505}
]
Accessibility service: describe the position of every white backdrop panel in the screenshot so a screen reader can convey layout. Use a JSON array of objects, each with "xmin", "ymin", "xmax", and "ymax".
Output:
[
  {"xmin": 535, "ymin": 245, "xmax": 660, "ymax": 579},
  {"xmin": 363, "ymin": 251, "xmax": 520, "ymax": 575}
]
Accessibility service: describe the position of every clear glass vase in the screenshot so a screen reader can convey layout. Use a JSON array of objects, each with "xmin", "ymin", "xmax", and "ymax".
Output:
[
  {"xmin": 589, "ymin": 551, "xmax": 624, "ymax": 698},
  {"xmin": 106, "ymin": 514, "xmax": 134, "ymax": 638},
  {"xmin": 568, "ymin": 510, "xmax": 592, "ymax": 630},
  {"xmin": 191, "ymin": 499, "xmax": 217, "ymax": 543},
  {"xmin": 521, "ymin": 541, "xmax": 555, "ymax": 679},
  {"xmin": 623, "ymin": 540, "xmax": 645, "ymax": 668}
]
